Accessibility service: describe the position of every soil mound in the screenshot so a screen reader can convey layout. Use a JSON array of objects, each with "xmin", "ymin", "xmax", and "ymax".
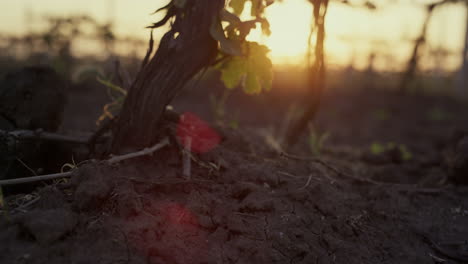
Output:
[{"xmin": 1, "ymin": 126, "xmax": 468, "ymax": 264}]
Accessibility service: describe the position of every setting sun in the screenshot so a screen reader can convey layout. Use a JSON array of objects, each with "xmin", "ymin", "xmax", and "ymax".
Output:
[
  {"xmin": 247, "ymin": 0, "xmax": 466, "ymax": 71},
  {"xmin": 0, "ymin": 0, "xmax": 466, "ymax": 71},
  {"xmin": 247, "ymin": 0, "xmax": 313, "ymax": 65}
]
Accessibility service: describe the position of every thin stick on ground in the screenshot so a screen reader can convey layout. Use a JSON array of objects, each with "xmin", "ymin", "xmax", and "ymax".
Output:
[
  {"xmin": 11, "ymin": 196, "xmax": 41, "ymax": 213},
  {"xmin": 107, "ymin": 137, "xmax": 170, "ymax": 164},
  {"xmin": 299, "ymin": 174, "xmax": 314, "ymax": 190},
  {"xmin": 182, "ymin": 137, "xmax": 192, "ymax": 180},
  {"xmin": 281, "ymin": 152, "xmax": 379, "ymax": 185},
  {"xmin": 281, "ymin": 152, "xmax": 450, "ymax": 194},
  {"xmin": 1, "ymin": 129, "xmax": 89, "ymax": 144},
  {"xmin": 0, "ymin": 171, "xmax": 73, "ymax": 186},
  {"xmin": 16, "ymin": 158, "xmax": 38, "ymax": 176},
  {"xmin": 0, "ymin": 137, "xmax": 171, "ymax": 186}
]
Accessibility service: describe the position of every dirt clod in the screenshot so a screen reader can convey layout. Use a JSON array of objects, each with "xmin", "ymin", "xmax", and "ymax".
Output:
[
  {"xmin": 1, "ymin": 89, "xmax": 468, "ymax": 264},
  {"xmin": 448, "ymin": 135, "xmax": 468, "ymax": 185},
  {"xmin": 14, "ymin": 208, "xmax": 77, "ymax": 244},
  {"xmin": 72, "ymin": 163, "xmax": 114, "ymax": 211}
]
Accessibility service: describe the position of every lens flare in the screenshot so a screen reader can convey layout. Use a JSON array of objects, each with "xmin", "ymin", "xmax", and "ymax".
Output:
[
  {"xmin": 128, "ymin": 201, "xmax": 208, "ymax": 263},
  {"xmin": 176, "ymin": 112, "xmax": 221, "ymax": 154}
]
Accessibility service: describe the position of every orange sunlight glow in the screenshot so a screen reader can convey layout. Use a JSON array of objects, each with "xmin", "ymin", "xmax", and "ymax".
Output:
[
  {"xmin": 247, "ymin": 0, "xmax": 313, "ymax": 65},
  {"xmin": 0, "ymin": 0, "xmax": 465, "ymax": 71},
  {"xmin": 247, "ymin": 0, "xmax": 374, "ymax": 67},
  {"xmin": 246, "ymin": 0, "xmax": 466, "ymax": 71}
]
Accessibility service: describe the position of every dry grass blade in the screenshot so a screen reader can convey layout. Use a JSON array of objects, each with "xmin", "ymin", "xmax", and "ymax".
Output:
[{"xmin": 299, "ymin": 174, "xmax": 314, "ymax": 189}]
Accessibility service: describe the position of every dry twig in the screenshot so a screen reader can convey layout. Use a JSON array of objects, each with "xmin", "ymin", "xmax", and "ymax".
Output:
[
  {"xmin": 0, "ymin": 171, "xmax": 73, "ymax": 186},
  {"xmin": 182, "ymin": 137, "xmax": 192, "ymax": 179},
  {"xmin": 299, "ymin": 175, "xmax": 314, "ymax": 189},
  {"xmin": 16, "ymin": 158, "xmax": 38, "ymax": 176},
  {"xmin": 107, "ymin": 137, "xmax": 170, "ymax": 164},
  {"xmin": 281, "ymin": 152, "xmax": 450, "ymax": 194},
  {"xmin": 0, "ymin": 138, "xmax": 171, "ymax": 186},
  {"xmin": 1, "ymin": 129, "xmax": 89, "ymax": 144},
  {"xmin": 281, "ymin": 152, "xmax": 379, "ymax": 185}
]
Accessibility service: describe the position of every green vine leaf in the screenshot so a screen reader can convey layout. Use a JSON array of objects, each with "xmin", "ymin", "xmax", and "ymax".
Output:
[
  {"xmin": 219, "ymin": 41, "xmax": 272, "ymax": 94},
  {"xmin": 230, "ymin": 0, "xmax": 248, "ymax": 16},
  {"xmin": 246, "ymin": 42, "xmax": 273, "ymax": 92},
  {"xmin": 245, "ymin": 71, "xmax": 261, "ymax": 93},
  {"xmin": 216, "ymin": 1, "xmax": 274, "ymax": 94},
  {"xmin": 220, "ymin": 57, "xmax": 247, "ymax": 89},
  {"xmin": 210, "ymin": 20, "xmax": 243, "ymax": 56}
]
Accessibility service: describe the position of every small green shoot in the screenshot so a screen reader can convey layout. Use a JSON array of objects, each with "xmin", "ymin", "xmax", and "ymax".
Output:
[
  {"xmin": 307, "ymin": 125, "xmax": 329, "ymax": 157},
  {"xmin": 370, "ymin": 142, "xmax": 412, "ymax": 161},
  {"xmin": 96, "ymin": 76, "xmax": 127, "ymax": 125},
  {"xmin": 370, "ymin": 142, "xmax": 386, "ymax": 155},
  {"xmin": 372, "ymin": 108, "xmax": 390, "ymax": 121},
  {"xmin": 398, "ymin": 145, "xmax": 412, "ymax": 161},
  {"xmin": 72, "ymin": 65, "xmax": 105, "ymax": 84},
  {"xmin": 209, "ymin": 90, "xmax": 230, "ymax": 126},
  {"xmin": 228, "ymin": 119, "xmax": 239, "ymax": 130},
  {"xmin": 427, "ymin": 107, "xmax": 451, "ymax": 121},
  {"xmin": 209, "ymin": 90, "xmax": 240, "ymax": 129}
]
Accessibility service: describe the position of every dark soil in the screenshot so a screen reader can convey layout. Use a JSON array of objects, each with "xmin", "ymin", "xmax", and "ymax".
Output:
[{"xmin": 1, "ymin": 70, "xmax": 468, "ymax": 264}]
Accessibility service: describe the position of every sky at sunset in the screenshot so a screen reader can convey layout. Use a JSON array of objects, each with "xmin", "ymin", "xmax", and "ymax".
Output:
[{"xmin": 0, "ymin": 0, "xmax": 466, "ymax": 71}]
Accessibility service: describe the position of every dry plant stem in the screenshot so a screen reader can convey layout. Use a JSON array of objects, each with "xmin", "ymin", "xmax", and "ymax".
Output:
[
  {"xmin": 281, "ymin": 152, "xmax": 377, "ymax": 184},
  {"xmin": 11, "ymin": 196, "xmax": 41, "ymax": 213},
  {"xmin": 182, "ymin": 137, "xmax": 192, "ymax": 179},
  {"xmin": 282, "ymin": 152, "xmax": 449, "ymax": 194},
  {"xmin": 0, "ymin": 138, "xmax": 170, "ymax": 186},
  {"xmin": 16, "ymin": 158, "xmax": 38, "ymax": 176},
  {"xmin": 1, "ymin": 129, "xmax": 89, "ymax": 144},
  {"xmin": 128, "ymin": 177, "xmax": 214, "ymax": 186},
  {"xmin": 107, "ymin": 137, "xmax": 170, "ymax": 164},
  {"xmin": 0, "ymin": 172, "xmax": 73, "ymax": 186},
  {"xmin": 88, "ymin": 117, "xmax": 114, "ymax": 152},
  {"xmin": 299, "ymin": 175, "xmax": 314, "ymax": 189}
]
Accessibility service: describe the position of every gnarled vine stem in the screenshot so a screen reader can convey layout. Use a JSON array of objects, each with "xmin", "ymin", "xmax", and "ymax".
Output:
[{"xmin": 111, "ymin": 1, "xmax": 225, "ymax": 153}]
